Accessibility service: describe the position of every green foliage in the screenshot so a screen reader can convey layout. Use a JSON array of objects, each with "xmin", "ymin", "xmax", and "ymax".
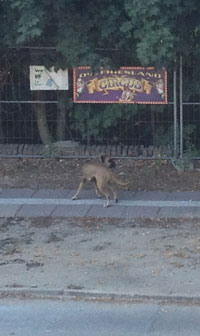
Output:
[
  {"xmin": 183, "ymin": 124, "xmax": 199, "ymax": 158},
  {"xmin": 2, "ymin": 0, "xmax": 200, "ymax": 67},
  {"xmin": 0, "ymin": 0, "xmax": 200, "ymax": 148},
  {"xmin": 9, "ymin": 0, "xmax": 44, "ymax": 43},
  {"xmin": 70, "ymin": 104, "xmax": 137, "ymax": 142},
  {"xmin": 154, "ymin": 123, "xmax": 200, "ymax": 158},
  {"xmin": 153, "ymin": 124, "xmax": 175, "ymax": 149},
  {"xmin": 122, "ymin": 0, "xmax": 200, "ymax": 67},
  {"xmin": 171, "ymin": 125, "xmax": 200, "ymax": 171}
]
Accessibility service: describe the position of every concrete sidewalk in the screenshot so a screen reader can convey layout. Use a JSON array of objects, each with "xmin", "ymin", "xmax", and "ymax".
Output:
[{"xmin": 0, "ymin": 188, "xmax": 200, "ymax": 218}]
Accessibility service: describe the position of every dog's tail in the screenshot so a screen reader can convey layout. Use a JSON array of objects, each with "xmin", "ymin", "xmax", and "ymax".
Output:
[{"xmin": 111, "ymin": 174, "xmax": 129, "ymax": 186}]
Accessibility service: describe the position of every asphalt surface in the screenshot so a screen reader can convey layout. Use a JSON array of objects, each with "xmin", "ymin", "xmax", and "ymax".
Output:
[
  {"xmin": 1, "ymin": 299, "xmax": 200, "ymax": 336},
  {"xmin": 0, "ymin": 188, "xmax": 200, "ymax": 303},
  {"xmin": 1, "ymin": 188, "xmax": 200, "ymax": 218}
]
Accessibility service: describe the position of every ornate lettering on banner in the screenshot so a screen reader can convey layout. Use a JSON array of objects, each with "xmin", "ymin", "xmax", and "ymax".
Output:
[{"xmin": 73, "ymin": 67, "xmax": 167, "ymax": 104}]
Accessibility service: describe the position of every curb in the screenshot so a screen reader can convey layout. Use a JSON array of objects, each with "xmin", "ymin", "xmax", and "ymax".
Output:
[
  {"xmin": 0, "ymin": 143, "xmax": 172, "ymax": 159},
  {"xmin": 1, "ymin": 288, "xmax": 200, "ymax": 306}
]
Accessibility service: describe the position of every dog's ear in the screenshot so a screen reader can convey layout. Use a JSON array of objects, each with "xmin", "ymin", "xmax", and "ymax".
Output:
[{"xmin": 99, "ymin": 155, "xmax": 116, "ymax": 168}]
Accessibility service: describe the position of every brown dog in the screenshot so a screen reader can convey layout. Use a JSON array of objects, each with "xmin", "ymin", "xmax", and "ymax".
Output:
[{"xmin": 72, "ymin": 155, "xmax": 128, "ymax": 207}]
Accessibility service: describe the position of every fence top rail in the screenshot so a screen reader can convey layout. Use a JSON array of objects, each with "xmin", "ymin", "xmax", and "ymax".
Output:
[
  {"xmin": 0, "ymin": 100, "xmax": 58, "ymax": 104},
  {"xmin": 0, "ymin": 100, "xmax": 175, "ymax": 104},
  {"xmin": 1, "ymin": 100, "xmax": 200, "ymax": 105}
]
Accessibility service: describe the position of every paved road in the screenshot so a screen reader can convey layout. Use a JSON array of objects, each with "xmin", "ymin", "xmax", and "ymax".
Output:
[
  {"xmin": 0, "ymin": 299, "xmax": 200, "ymax": 336},
  {"xmin": 1, "ymin": 188, "xmax": 200, "ymax": 218}
]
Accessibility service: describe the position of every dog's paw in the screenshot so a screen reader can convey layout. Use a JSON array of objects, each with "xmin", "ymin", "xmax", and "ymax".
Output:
[{"xmin": 71, "ymin": 196, "xmax": 77, "ymax": 200}]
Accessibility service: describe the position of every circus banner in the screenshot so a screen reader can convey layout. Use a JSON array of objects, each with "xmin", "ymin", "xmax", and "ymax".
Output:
[{"xmin": 73, "ymin": 67, "xmax": 167, "ymax": 104}]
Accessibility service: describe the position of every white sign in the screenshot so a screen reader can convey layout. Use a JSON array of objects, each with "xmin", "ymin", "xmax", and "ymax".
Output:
[{"xmin": 30, "ymin": 66, "xmax": 69, "ymax": 90}]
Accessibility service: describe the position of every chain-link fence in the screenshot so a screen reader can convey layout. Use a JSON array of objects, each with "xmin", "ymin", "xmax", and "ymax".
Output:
[
  {"xmin": 180, "ymin": 55, "xmax": 200, "ymax": 159},
  {"xmin": 0, "ymin": 49, "xmax": 199, "ymax": 159}
]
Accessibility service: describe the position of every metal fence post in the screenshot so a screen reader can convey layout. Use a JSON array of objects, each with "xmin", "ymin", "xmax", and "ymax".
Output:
[
  {"xmin": 173, "ymin": 68, "xmax": 177, "ymax": 158},
  {"xmin": 179, "ymin": 55, "xmax": 183, "ymax": 158}
]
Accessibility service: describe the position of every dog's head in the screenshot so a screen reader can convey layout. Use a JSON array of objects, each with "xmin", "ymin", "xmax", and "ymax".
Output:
[{"xmin": 99, "ymin": 155, "xmax": 116, "ymax": 169}]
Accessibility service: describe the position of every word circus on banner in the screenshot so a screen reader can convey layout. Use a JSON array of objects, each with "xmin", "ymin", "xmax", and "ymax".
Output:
[{"xmin": 73, "ymin": 67, "xmax": 167, "ymax": 104}]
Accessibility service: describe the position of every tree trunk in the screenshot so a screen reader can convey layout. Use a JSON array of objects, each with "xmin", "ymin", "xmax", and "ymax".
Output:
[
  {"xmin": 33, "ymin": 91, "xmax": 52, "ymax": 145},
  {"xmin": 56, "ymin": 91, "xmax": 66, "ymax": 141}
]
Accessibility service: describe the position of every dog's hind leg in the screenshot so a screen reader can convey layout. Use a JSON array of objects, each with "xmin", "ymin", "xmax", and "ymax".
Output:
[
  {"xmin": 110, "ymin": 185, "xmax": 118, "ymax": 203},
  {"xmin": 97, "ymin": 184, "xmax": 111, "ymax": 207},
  {"xmin": 71, "ymin": 179, "xmax": 85, "ymax": 200}
]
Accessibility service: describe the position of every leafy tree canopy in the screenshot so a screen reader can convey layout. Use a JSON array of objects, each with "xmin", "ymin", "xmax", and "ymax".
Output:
[{"xmin": 1, "ymin": 0, "xmax": 200, "ymax": 68}]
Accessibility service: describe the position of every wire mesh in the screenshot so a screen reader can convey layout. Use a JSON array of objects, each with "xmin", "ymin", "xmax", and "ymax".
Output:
[{"xmin": 0, "ymin": 48, "xmax": 181, "ymax": 158}]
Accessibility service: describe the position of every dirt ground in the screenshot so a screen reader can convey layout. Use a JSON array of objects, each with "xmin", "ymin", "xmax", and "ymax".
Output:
[
  {"xmin": 1, "ymin": 216, "xmax": 200, "ymax": 296},
  {"xmin": 0, "ymin": 157, "xmax": 200, "ymax": 191}
]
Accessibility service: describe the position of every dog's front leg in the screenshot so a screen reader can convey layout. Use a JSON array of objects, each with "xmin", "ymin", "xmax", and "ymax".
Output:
[
  {"xmin": 94, "ymin": 180, "xmax": 102, "ymax": 198},
  {"xmin": 104, "ymin": 194, "xmax": 110, "ymax": 207}
]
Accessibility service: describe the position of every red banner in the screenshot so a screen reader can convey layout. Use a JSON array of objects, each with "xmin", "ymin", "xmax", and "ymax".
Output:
[{"xmin": 73, "ymin": 67, "xmax": 167, "ymax": 104}]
